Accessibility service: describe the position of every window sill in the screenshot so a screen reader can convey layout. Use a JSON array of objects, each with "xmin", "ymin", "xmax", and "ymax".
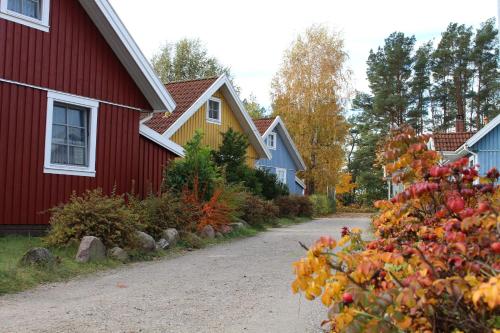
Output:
[
  {"xmin": 0, "ymin": 10, "xmax": 49, "ymax": 32},
  {"xmin": 206, "ymin": 119, "xmax": 221, "ymax": 125},
  {"xmin": 44, "ymin": 165, "xmax": 96, "ymax": 177}
]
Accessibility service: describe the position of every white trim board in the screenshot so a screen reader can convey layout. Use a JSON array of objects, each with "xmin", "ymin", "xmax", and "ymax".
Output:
[
  {"xmin": 77, "ymin": 0, "xmax": 175, "ymax": 112},
  {"xmin": 464, "ymin": 114, "xmax": 500, "ymax": 148},
  {"xmin": 261, "ymin": 116, "xmax": 306, "ymax": 171},
  {"xmin": 139, "ymin": 124, "xmax": 185, "ymax": 157},
  {"xmin": 161, "ymin": 74, "xmax": 271, "ymax": 160}
]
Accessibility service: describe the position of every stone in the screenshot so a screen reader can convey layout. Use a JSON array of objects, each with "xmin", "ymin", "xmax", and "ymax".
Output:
[
  {"xmin": 108, "ymin": 247, "xmax": 128, "ymax": 262},
  {"xmin": 215, "ymin": 232, "xmax": 223, "ymax": 239},
  {"xmin": 230, "ymin": 222, "xmax": 246, "ymax": 230},
  {"xmin": 179, "ymin": 231, "xmax": 204, "ymax": 249},
  {"xmin": 156, "ymin": 238, "xmax": 170, "ymax": 250},
  {"xmin": 135, "ymin": 231, "xmax": 156, "ymax": 252},
  {"xmin": 75, "ymin": 236, "xmax": 106, "ymax": 263},
  {"xmin": 220, "ymin": 224, "xmax": 233, "ymax": 235},
  {"xmin": 233, "ymin": 218, "xmax": 250, "ymax": 228},
  {"xmin": 199, "ymin": 225, "xmax": 215, "ymax": 239},
  {"xmin": 161, "ymin": 228, "xmax": 179, "ymax": 247},
  {"xmin": 20, "ymin": 247, "xmax": 55, "ymax": 266}
]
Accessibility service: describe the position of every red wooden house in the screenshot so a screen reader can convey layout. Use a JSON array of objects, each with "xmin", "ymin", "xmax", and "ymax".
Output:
[{"xmin": 0, "ymin": 0, "xmax": 181, "ymax": 234}]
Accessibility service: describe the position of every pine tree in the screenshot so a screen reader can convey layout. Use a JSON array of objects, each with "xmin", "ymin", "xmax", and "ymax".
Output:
[{"xmin": 409, "ymin": 42, "xmax": 433, "ymax": 133}]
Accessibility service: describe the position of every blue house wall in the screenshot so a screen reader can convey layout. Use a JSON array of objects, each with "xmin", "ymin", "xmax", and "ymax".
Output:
[
  {"xmin": 256, "ymin": 128, "xmax": 302, "ymax": 195},
  {"xmin": 471, "ymin": 124, "xmax": 500, "ymax": 176}
]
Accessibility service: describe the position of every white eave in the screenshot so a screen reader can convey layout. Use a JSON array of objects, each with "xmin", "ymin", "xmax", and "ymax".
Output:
[
  {"xmin": 262, "ymin": 116, "xmax": 306, "ymax": 171},
  {"xmin": 295, "ymin": 176, "xmax": 306, "ymax": 189},
  {"xmin": 79, "ymin": 0, "xmax": 176, "ymax": 112}
]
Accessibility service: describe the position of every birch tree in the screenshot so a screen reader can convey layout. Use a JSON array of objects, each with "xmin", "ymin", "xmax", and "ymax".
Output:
[{"xmin": 271, "ymin": 25, "xmax": 349, "ymax": 194}]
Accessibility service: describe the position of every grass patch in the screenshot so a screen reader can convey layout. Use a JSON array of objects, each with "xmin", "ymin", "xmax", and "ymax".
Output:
[
  {"xmin": 0, "ymin": 235, "xmax": 121, "ymax": 295},
  {"xmin": 0, "ymin": 217, "xmax": 313, "ymax": 295}
]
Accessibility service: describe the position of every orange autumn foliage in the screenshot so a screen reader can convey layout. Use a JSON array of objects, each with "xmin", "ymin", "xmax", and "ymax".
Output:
[{"xmin": 292, "ymin": 126, "xmax": 500, "ymax": 333}]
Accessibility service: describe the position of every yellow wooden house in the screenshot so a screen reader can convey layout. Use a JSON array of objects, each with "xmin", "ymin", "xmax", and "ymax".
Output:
[{"xmin": 139, "ymin": 75, "xmax": 270, "ymax": 166}]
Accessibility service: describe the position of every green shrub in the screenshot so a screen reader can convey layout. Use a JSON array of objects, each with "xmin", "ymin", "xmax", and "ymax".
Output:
[
  {"xmin": 294, "ymin": 196, "xmax": 314, "ymax": 217},
  {"xmin": 274, "ymin": 196, "xmax": 300, "ymax": 217},
  {"xmin": 131, "ymin": 191, "xmax": 199, "ymax": 239},
  {"xmin": 240, "ymin": 194, "xmax": 278, "ymax": 227},
  {"xmin": 254, "ymin": 168, "xmax": 289, "ymax": 200},
  {"xmin": 162, "ymin": 130, "xmax": 220, "ymax": 200},
  {"xmin": 45, "ymin": 189, "xmax": 139, "ymax": 248},
  {"xmin": 309, "ymin": 194, "xmax": 332, "ymax": 216}
]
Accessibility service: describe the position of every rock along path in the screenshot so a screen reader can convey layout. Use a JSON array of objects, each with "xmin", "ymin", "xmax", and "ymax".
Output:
[{"xmin": 0, "ymin": 215, "xmax": 371, "ymax": 333}]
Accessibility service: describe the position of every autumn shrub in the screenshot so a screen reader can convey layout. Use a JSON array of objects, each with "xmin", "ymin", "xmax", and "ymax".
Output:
[
  {"xmin": 240, "ymin": 194, "xmax": 278, "ymax": 227},
  {"xmin": 274, "ymin": 196, "xmax": 300, "ymax": 217},
  {"xmin": 131, "ymin": 191, "xmax": 198, "ymax": 238},
  {"xmin": 294, "ymin": 196, "xmax": 314, "ymax": 217},
  {"xmin": 310, "ymin": 194, "xmax": 332, "ymax": 216},
  {"xmin": 45, "ymin": 189, "xmax": 139, "ymax": 248},
  {"xmin": 292, "ymin": 126, "xmax": 500, "ymax": 333}
]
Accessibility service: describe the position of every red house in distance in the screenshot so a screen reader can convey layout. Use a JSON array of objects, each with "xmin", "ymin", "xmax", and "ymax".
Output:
[{"xmin": 0, "ymin": 0, "xmax": 181, "ymax": 234}]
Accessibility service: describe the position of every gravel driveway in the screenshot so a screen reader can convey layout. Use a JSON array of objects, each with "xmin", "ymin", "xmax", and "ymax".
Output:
[{"xmin": 0, "ymin": 215, "xmax": 370, "ymax": 333}]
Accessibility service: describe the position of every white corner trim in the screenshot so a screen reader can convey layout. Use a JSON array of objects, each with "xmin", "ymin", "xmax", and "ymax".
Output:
[
  {"xmin": 44, "ymin": 91, "xmax": 99, "ymax": 177},
  {"xmin": 262, "ymin": 116, "xmax": 306, "ymax": 171},
  {"xmin": 162, "ymin": 74, "xmax": 271, "ymax": 160},
  {"xmin": 79, "ymin": 0, "xmax": 175, "ymax": 112},
  {"xmin": 140, "ymin": 124, "xmax": 185, "ymax": 157},
  {"xmin": 0, "ymin": 0, "xmax": 50, "ymax": 32},
  {"xmin": 463, "ymin": 114, "xmax": 500, "ymax": 148},
  {"xmin": 206, "ymin": 96, "xmax": 222, "ymax": 124}
]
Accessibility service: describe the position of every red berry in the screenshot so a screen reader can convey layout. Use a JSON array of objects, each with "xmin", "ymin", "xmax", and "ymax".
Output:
[
  {"xmin": 491, "ymin": 242, "xmax": 500, "ymax": 254},
  {"xmin": 478, "ymin": 202, "xmax": 490, "ymax": 213},
  {"xmin": 342, "ymin": 292, "xmax": 353, "ymax": 304}
]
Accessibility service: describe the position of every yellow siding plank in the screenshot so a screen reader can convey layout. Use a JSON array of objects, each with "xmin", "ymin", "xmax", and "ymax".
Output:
[{"xmin": 171, "ymin": 89, "xmax": 258, "ymax": 166}]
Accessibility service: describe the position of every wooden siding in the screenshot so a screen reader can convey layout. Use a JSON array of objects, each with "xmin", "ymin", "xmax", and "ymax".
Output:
[
  {"xmin": 471, "ymin": 124, "xmax": 500, "ymax": 176},
  {"xmin": 255, "ymin": 126, "xmax": 300, "ymax": 195},
  {"xmin": 0, "ymin": 82, "xmax": 173, "ymax": 226},
  {"xmin": 170, "ymin": 89, "xmax": 259, "ymax": 166},
  {"xmin": 0, "ymin": 0, "xmax": 150, "ymax": 110},
  {"xmin": 138, "ymin": 136, "xmax": 174, "ymax": 196}
]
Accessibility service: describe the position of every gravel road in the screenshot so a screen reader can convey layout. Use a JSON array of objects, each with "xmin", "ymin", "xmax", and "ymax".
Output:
[{"xmin": 0, "ymin": 215, "xmax": 370, "ymax": 333}]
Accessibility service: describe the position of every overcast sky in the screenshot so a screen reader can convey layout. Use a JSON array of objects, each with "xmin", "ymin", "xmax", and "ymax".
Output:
[{"xmin": 109, "ymin": 0, "xmax": 498, "ymax": 109}]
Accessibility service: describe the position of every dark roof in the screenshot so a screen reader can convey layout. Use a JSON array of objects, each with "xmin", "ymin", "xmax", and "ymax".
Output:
[
  {"xmin": 433, "ymin": 132, "xmax": 474, "ymax": 151},
  {"xmin": 253, "ymin": 117, "xmax": 276, "ymax": 135},
  {"xmin": 143, "ymin": 77, "xmax": 218, "ymax": 134}
]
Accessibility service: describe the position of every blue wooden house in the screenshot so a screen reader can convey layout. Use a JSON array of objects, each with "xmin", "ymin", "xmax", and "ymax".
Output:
[
  {"xmin": 429, "ymin": 114, "xmax": 500, "ymax": 175},
  {"xmin": 253, "ymin": 117, "xmax": 306, "ymax": 195}
]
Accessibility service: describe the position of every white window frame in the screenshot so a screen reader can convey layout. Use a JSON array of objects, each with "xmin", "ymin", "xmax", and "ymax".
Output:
[
  {"xmin": 267, "ymin": 132, "xmax": 277, "ymax": 150},
  {"xmin": 44, "ymin": 91, "xmax": 99, "ymax": 177},
  {"xmin": 206, "ymin": 97, "xmax": 222, "ymax": 124},
  {"xmin": 0, "ymin": 0, "xmax": 50, "ymax": 32},
  {"xmin": 275, "ymin": 167, "xmax": 287, "ymax": 184}
]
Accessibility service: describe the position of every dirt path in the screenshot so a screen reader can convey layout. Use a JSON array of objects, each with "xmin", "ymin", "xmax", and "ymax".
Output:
[{"xmin": 0, "ymin": 216, "xmax": 371, "ymax": 333}]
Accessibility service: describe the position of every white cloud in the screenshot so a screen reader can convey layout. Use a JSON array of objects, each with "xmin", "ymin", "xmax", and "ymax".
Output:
[{"xmin": 110, "ymin": 0, "xmax": 498, "ymax": 109}]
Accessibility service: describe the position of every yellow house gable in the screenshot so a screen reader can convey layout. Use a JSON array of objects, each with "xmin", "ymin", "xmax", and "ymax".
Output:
[{"xmin": 170, "ymin": 89, "xmax": 259, "ymax": 166}]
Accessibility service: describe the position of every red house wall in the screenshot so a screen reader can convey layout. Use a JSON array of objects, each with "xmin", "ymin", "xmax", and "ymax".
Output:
[
  {"xmin": 0, "ymin": 1, "xmax": 176, "ymax": 231},
  {"xmin": 0, "ymin": 0, "xmax": 150, "ymax": 109}
]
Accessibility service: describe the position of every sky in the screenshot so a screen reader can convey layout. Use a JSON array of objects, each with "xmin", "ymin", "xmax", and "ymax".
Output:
[{"xmin": 109, "ymin": 0, "xmax": 498, "ymax": 110}]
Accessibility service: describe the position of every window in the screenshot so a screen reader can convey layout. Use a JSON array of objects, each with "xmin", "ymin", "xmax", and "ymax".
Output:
[
  {"xmin": 267, "ymin": 132, "xmax": 276, "ymax": 149},
  {"xmin": 44, "ymin": 92, "xmax": 98, "ymax": 177},
  {"xmin": 275, "ymin": 168, "xmax": 287, "ymax": 184},
  {"xmin": 206, "ymin": 97, "xmax": 221, "ymax": 124},
  {"xmin": 0, "ymin": 0, "xmax": 50, "ymax": 32}
]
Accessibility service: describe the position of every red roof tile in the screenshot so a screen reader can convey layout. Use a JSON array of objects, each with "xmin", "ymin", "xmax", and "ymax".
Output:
[
  {"xmin": 143, "ymin": 77, "xmax": 218, "ymax": 134},
  {"xmin": 433, "ymin": 132, "xmax": 474, "ymax": 151},
  {"xmin": 253, "ymin": 117, "xmax": 276, "ymax": 135}
]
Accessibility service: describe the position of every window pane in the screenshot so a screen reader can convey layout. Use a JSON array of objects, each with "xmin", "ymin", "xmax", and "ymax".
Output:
[
  {"xmin": 68, "ymin": 107, "xmax": 86, "ymax": 127},
  {"xmin": 52, "ymin": 125, "xmax": 67, "ymax": 144},
  {"xmin": 68, "ymin": 127, "xmax": 85, "ymax": 146},
  {"xmin": 69, "ymin": 146, "xmax": 86, "ymax": 166},
  {"xmin": 208, "ymin": 100, "xmax": 219, "ymax": 120},
  {"xmin": 24, "ymin": 0, "xmax": 40, "ymax": 19},
  {"xmin": 53, "ymin": 104, "xmax": 66, "ymax": 124},
  {"xmin": 7, "ymin": 0, "xmax": 22, "ymax": 13},
  {"xmin": 51, "ymin": 144, "xmax": 67, "ymax": 164}
]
